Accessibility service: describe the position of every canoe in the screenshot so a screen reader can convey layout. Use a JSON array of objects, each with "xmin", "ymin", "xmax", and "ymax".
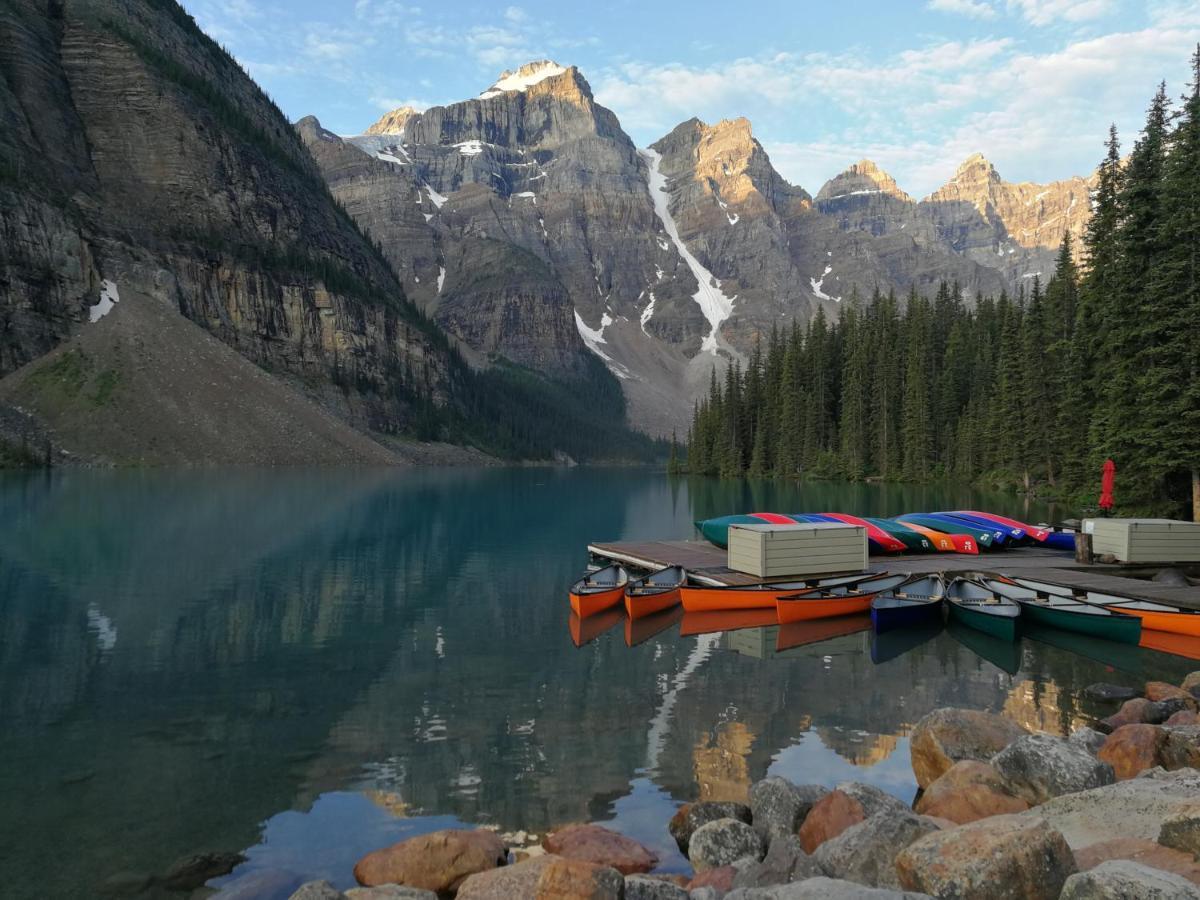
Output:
[
  {"xmin": 569, "ymin": 564, "xmax": 629, "ymax": 618},
  {"xmin": 923, "ymin": 513, "xmax": 1008, "ymax": 547},
  {"xmin": 776, "ymin": 573, "xmax": 908, "ymax": 624},
  {"xmin": 625, "ymin": 605, "xmax": 684, "ymax": 647},
  {"xmin": 865, "ymin": 517, "xmax": 939, "ymax": 553},
  {"xmin": 679, "ymin": 608, "xmax": 778, "ymax": 636},
  {"xmin": 1041, "ymin": 531, "xmax": 1077, "ymax": 551},
  {"xmin": 625, "ymin": 566, "xmax": 685, "ymax": 619},
  {"xmin": 776, "ymin": 613, "xmax": 871, "ymax": 652},
  {"xmin": 982, "ymin": 578, "xmax": 1142, "ymax": 645},
  {"xmin": 939, "ymin": 511, "xmax": 1025, "ymax": 543},
  {"xmin": 870, "ymin": 575, "xmax": 945, "ymax": 633},
  {"xmin": 569, "ymin": 606, "xmax": 623, "ymax": 646},
  {"xmin": 680, "ymin": 571, "xmax": 882, "ymax": 612},
  {"xmin": 945, "ymin": 577, "xmax": 1020, "ymax": 641},
  {"xmin": 957, "ymin": 510, "xmax": 1050, "ymax": 542},
  {"xmin": 898, "ymin": 514, "xmax": 994, "ymax": 550},
  {"xmin": 895, "ymin": 520, "xmax": 978, "ymax": 555},
  {"xmin": 695, "ymin": 514, "xmax": 769, "ymax": 548},
  {"xmin": 871, "ymin": 619, "xmax": 943, "ymax": 664},
  {"xmin": 1006, "ymin": 576, "xmax": 1200, "ymax": 638},
  {"xmin": 946, "ymin": 619, "xmax": 1023, "ymax": 674},
  {"xmin": 814, "ymin": 512, "xmax": 908, "ymax": 553}
]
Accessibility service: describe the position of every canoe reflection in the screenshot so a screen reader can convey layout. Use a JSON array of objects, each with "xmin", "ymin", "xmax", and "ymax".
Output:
[
  {"xmin": 947, "ymin": 620, "xmax": 1023, "ymax": 675},
  {"xmin": 776, "ymin": 614, "xmax": 872, "ymax": 652},
  {"xmin": 870, "ymin": 619, "xmax": 944, "ymax": 664},
  {"xmin": 1140, "ymin": 630, "xmax": 1200, "ymax": 661},
  {"xmin": 679, "ymin": 608, "xmax": 778, "ymax": 636},
  {"xmin": 625, "ymin": 605, "xmax": 684, "ymax": 647},
  {"xmin": 568, "ymin": 606, "xmax": 624, "ymax": 646}
]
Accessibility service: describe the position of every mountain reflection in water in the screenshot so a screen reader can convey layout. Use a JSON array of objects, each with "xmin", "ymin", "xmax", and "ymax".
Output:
[{"xmin": 1, "ymin": 468, "xmax": 1195, "ymax": 899}]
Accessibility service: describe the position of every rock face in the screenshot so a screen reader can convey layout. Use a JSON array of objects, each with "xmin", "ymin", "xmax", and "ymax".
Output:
[
  {"xmin": 542, "ymin": 824, "xmax": 658, "ymax": 875},
  {"xmin": 910, "ymin": 708, "xmax": 1028, "ymax": 788},
  {"xmin": 1060, "ymin": 860, "xmax": 1200, "ymax": 900},
  {"xmin": 814, "ymin": 810, "xmax": 943, "ymax": 889},
  {"xmin": 895, "ymin": 814, "xmax": 1077, "ymax": 900},
  {"xmin": 914, "ymin": 760, "xmax": 1029, "ymax": 823},
  {"xmin": 352, "ymin": 829, "xmax": 506, "ymax": 892},
  {"xmin": 688, "ymin": 818, "xmax": 765, "ymax": 872},
  {"xmin": 749, "ymin": 778, "xmax": 828, "ymax": 842},
  {"xmin": 991, "ymin": 733, "xmax": 1115, "ymax": 804},
  {"xmin": 670, "ymin": 801, "xmax": 753, "ymax": 852}
]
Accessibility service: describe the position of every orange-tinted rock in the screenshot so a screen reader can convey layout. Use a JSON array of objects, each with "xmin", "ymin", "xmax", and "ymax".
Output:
[
  {"xmin": 541, "ymin": 824, "xmax": 657, "ymax": 875},
  {"xmin": 798, "ymin": 790, "xmax": 865, "ymax": 853},
  {"xmin": 1098, "ymin": 724, "xmax": 1169, "ymax": 780},
  {"xmin": 1146, "ymin": 682, "xmax": 1199, "ymax": 709},
  {"xmin": 1100, "ymin": 698, "xmax": 1154, "ymax": 733},
  {"xmin": 914, "ymin": 760, "xmax": 1030, "ymax": 824},
  {"xmin": 895, "ymin": 814, "xmax": 1076, "ymax": 900},
  {"xmin": 686, "ymin": 866, "xmax": 735, "ymax": 892},
  {"xmin": 1075, "ymin": 837, "xmax": 1200, "ymax": 886},
  {"xmin": 353, "ymin": 829, "xmax": 507, "ymax": 892},
  {"xmin": 909, "ymin": 708, "xmax": 1028, "ymax": 788},
  {"xmin": 1167, "ymin": 710, "xmax": 1200, "ymax": 726},
  {"xmin": 533, "ymin": 857, "xmax": 623, "ymax": 899}
]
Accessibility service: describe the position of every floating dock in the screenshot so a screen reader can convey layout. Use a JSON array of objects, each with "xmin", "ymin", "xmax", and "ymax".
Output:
[{"xmin": 586, "ymin": 539, "xmax": 1200, "ymax": 610}]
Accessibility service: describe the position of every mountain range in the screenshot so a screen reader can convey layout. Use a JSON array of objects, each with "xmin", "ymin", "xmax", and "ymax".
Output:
[
  {"xmin": 303, "ymin": 59, "xmax": 1095, "ymax": 436},
  {"xmin": 0, "ymin": 5, "xmax": 1094, "ymax": 462}
]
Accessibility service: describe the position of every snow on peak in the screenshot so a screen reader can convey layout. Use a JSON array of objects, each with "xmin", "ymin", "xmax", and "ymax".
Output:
[
  {"xmin": 479, "ymin": 60, "xmax": 567, "ymax": 99},
  {"xmin": 89, "ymin": 280, "xmax": 120, "ymax": 323}
]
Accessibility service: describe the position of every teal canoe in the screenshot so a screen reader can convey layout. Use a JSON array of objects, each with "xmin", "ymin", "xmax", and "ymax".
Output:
[
  {"xmin": 897, "ymin": 514, "xmax": 995, "ymax": 550},
  {"xmin": 945, "ymin": 577, "xmax": 1019, "ymax": 641},
  {"xmin": 865, "ymin": 517, "xmax": 938, "ymax": 553},
  {"xmin": 983, "ymin": 578, "xmax": 1142, "ymax": 645}
]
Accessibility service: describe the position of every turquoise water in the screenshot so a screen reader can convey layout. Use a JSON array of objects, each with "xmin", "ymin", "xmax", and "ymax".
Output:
[{"xmin": 1, "ymin": 469, "xmax": 1194, "ymax": 899}]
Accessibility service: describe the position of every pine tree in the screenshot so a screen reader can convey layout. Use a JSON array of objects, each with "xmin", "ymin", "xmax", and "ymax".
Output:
[{"xmin": 901, "ymin": 291, "xmax": 933, "ymax": 480}]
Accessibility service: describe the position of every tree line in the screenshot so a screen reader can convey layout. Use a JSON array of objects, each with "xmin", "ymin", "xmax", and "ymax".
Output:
[{"xmin": 675, "ymin": 49, "xmax": 1200, "ymax": 518}]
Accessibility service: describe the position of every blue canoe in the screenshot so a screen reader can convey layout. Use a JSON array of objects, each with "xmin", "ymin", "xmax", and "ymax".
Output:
[
  {"xmin": 937, "ymin": 511, "xmax": 1026, "ymax": 543},
  {"xmin": 921, "ymin": 512, "xmax": 1009, "ymax": 547},
  {"xmin": 870, "ymin": 575, "xmax": 946, "ymax": 633}
]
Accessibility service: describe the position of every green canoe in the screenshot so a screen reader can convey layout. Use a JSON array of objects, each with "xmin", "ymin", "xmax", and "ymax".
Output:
[
  {"xmin": 983, "ymin": 579, "xmax": 1142, "ymax": 645},
  {"xmin": 866, "ymin": 517, "xmax": 937, "ymax": 553},
  {"xmin": 945, "ymin": 577, "xmax": 1019, "ymax": 640},
  {"xmin": 897, "ymin": 514, "xmax": 995, "ymax": 549}
]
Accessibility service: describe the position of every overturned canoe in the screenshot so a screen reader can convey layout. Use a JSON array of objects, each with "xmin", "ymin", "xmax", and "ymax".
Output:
[
  {"xmin": 625, "ymin": 566, "xmax": 685, "ymax": 619},
  {"xmin": 569, "ymin": 564, "xmax": 628, "ymax": 618},
  {"xmin": 895, "ymin": 519, "xmax": 979, "ymax": 554},
  {"xmin": 898, "ymin": 514, "xmax": 994, "ymax": 551}
]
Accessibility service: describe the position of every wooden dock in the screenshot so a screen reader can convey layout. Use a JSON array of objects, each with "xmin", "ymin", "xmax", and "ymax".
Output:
[{"xmin": 587, "ymin": 540, "xmax": 1200, "ymax": 609}]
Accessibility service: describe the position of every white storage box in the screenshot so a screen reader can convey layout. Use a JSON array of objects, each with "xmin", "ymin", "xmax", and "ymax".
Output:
[
  {"xmin": 727, "ymin": 522, "xmax": 868, "ymax": 578},
  {"xmin": 1083, "ymin": 518, "xmax": 1200, "ymax": 563}
]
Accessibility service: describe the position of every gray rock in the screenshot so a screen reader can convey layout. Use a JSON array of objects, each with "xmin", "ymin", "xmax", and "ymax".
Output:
[
  {"xmin": 1070, "ymin": 727, "xmax": 1108, "ymax": 756},
  {"xmin": 991, "ymin": 733, "xmax": 1114, "ymax": 804},
  {"xmin": 689, "ymin": 818, "xmax": 766, "ymax": 872},
  {"xmin": 689, "ymin": 889, "xmax": 721, "ymax": 900},
  {"xmin": 1084, "ymin": 683, "xmax": 1140, "ymax": 702},
  {"xmin": 1059, "ymin": 860, "xmax": 1200, "ymax": 899},
  {"xmin": 625, "ymin": 874, "xmax": 690, "ymax": 900},
  {"xmin": 749, "ymin": 777, "xmax": 829, "ymax": 842},
  {"xmin": 345, "ymin": 886, "xmax": 439, "ymax": 899},
  {"xmin": 732, "ymin": 835, "xmax": 821, "ymax": 888},
  {"xmin": 1147, "ymin": 699, "xmax": 1193, "ymax": 724},
  {"xmin": 1163, "ymin": 725, "xmax": 1200, "ymax": 769},
  {"xmin": 289, "ymin": 883, "xmax": 345, "ymax": 900},
  {"xmin": 671, "ymin": 801, "xmax": 754, "ymax": 852},
  {"xmin": 836, "ymin": 782, "xmax": 911, "ymax": 819},
  {"xmin": 814, "ymin": 811, "xmax": 943, "ymax": 889},
  {"xmin": 726, "ymin": 876, "xmax": 933, "ymax": 898},
  {"xmin": 1159, "ymin": 802, "xmax": 1200, "ymax": 856}
]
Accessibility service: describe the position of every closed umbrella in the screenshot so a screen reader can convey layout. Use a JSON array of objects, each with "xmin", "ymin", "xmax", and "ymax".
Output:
[{"xmin": 1099, "ymin": 459, "xmax": 1116, "ymax": 514}]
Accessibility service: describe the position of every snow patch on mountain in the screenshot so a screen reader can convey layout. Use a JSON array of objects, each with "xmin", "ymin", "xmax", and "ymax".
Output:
[
  {"xmin": 479, "ymin": 61, "xmax": 567, "ymax": 99},
  {"xmin": 89, "ymin": 280, "xmax": 120, "ymax": 323},
  {"xmin": 437, "ymin": 267, "xmax": 446, "ymax": 294},
  {"xmin": 640, "ymin": 147, "xmax": 735, "ymax": 354},
  {"xmin": 425, "ymin": 184, "xmax": 447, "ymax": 208},
  {"xmin": 810, "ymin": 265, "xmax": 841, "ymax": 303},
  {"xmin": 640, "ymin": 292, "xmax": 657, "ymax": 335},
  {"xmin": 574, "ymin": 309, "xmax": 629, "ymax": 378}
]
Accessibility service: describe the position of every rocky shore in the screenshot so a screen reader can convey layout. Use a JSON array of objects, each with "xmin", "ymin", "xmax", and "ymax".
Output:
[{"xmin": 285, "ymin": 672, "xmax": 1200, "ymax": 899}]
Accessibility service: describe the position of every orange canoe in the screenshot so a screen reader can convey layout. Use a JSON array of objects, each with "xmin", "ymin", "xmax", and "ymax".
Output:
[
  {"xmin": 898, "ymin": 521, "xmax": 978, "ymax": 555},
  {"xmin": 625, "ymin": 606, "xmax": 684, "ymax": 647},
  {"xmin": 680, "ymin": 571, "xmax": 882, "ymax": 613},
  {"xmin": 626, "ymin": 589, "xmax": 680, "ymax": 619},
  {"xmin": 568, "ymin": 607, "xmax": 624, "ymax": 646},
  {"xmin": 775, "ymin": 573, "xmax": 907, "ymax": 625},
  {"xmin": 569, "ymin": 564, "xmax": 629, "ymax": 618},
  {"xmin": 1009, "ymin": 576, "xmax": 1200, "ymax": 637},
  {"xmin": 625, "ymin": 566, "xmax": 685, "ymax": 619}
]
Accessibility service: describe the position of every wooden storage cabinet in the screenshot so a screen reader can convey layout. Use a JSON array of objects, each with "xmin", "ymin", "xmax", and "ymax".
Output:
[
  {"xmin": 1083, "ymin": 518, "xmax": 1200, "ymax": 563},
  {"xmin": 727, "ymin": 522, "xmax": 868, "ymax": 577}
]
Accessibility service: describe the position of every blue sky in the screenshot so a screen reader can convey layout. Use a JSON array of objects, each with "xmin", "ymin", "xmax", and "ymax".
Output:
[{"xmin": 185, "ymin": 0, "xmax": 1200, "ymax": 196}]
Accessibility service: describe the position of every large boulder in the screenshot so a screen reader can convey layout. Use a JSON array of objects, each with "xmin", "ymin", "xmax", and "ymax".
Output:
[
  {"xmin": 914, "ymin": 760, "xmax": 1029, "ymax": 824},
  {"xmin": 895, "ymin": 814, "xmax": 1076, "ymax": 900},
  {"xmin": 689, "ymin": 818, "xmax": 764, "ymax": 873},
  {"xmin": 724, "ymin": 878, "xmax": 933, "ymax": 898},
  {"xmin": 1168, "ymin": 711, "xmax": 1200, "ymax": 726},
  {"xmin": 1060, "ymin": 860, "xmax": 1200, "ymax": 899},
  {"xmin": 687, "ymin": 865, "xmax": 736, "ymax": 893},
  {"xmin": 1182, "ymin": 673, "xmax": 1200, "ymax": 693},
  {"xmin": 1098, "ymin": 724, "xmax": 1168, "ymax": 779},
  {"xmin": 1084, "ymin": 683, "xmax": 1140, "ymax": 703},
  {"xmin": 457, "ymin": 856, "xmax": 554, "ymax": 899},
  {"xmin": 1100, "ymin": 698, "xmax": 1156, "ymax": 733},
  {"xmin": 1163, "ymin": 726, "xmax": 1200, "ymax": 770},
  {"xmin": 749, "ymin": 778, "xmax": 828, "ymax": 842},
  {"xmin": 353, "ymin": 829, "xmax": 507, "ymax": 892},
  {"xmin": 624, "ymin": 874, "xmax": 689, "ymax": 900},
  {"xmin": 1147, "ymin": 682, "xmax": 1199, "ymax": 709},
  {"xmin": 909, "ymin": 708, "xmax": 1028, "ymax": 788},
  {"xmin": 814, "ymin": 810, "xmax": 943, "ymax": 890},
  {"xmin": 731, "ymin": 835, "xmax": 821, "ymax": 889},
  {"xmin": 542, "ymin": 824, "xmax": 657, "ymax": 874},
  {"xmin": 991, "ymin": 733, "xmax": 1114, "ymax": 804},
  {"xmin": 1069, "ymin": 727, "xmax": 1108, "ymax": 756},
  {"xmin": 532, "ymin": 857, "xmax": 623, "ymax": 899},
  {"xmin": 1160, "ymin": 802, "xmax": 1200, "ymax": 857},
  {"xmin": 669, "ymin": 801, "xmax": 752, "ymax": 852},
  {"xmin": 1075, "ymin": 838, "xmax": 1200, "ymax": 886},
  {"xmin": 1029, "ymin": 769, "xmax": 1200, "ymax": 849},
  {"xmin": 1149, "ymin": 699, "xmax": 1195, "ymax": 723},
  {"xmin": 798, "ymin": 784, "xmax": 907, "ymax": 854}
]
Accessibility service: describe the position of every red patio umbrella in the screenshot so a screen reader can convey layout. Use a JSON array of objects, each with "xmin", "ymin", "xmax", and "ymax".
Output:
[{"xmin": 1099, "ymin": 458, "xmax": 1116, "ymax": 512}]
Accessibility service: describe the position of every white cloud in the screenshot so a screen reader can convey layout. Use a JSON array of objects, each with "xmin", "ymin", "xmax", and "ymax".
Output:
[
  {"xmin": 927, "ymin": 0, "xmax": 998, "ymax": 19},
  {"xmin": 370, "ymin": 95, "xmax": 431, "ymax": 112},
  {"xmin": 1006, "ymin": 0, "xmax": 1115, "ymax": 25}
]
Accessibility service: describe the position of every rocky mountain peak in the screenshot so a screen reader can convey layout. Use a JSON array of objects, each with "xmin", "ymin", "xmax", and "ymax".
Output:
[
  {"xmin": 294, "ymin": 115, "xmax": 340, "ymax": 144},
  {"xmin": 479, "ymin": 60, "xmax": 571, "ymax": 99},
  {"xmin": 816, "ymin": 159, "xmax": 911, "ymax": 204},
  {"xmin": 366, "ymin": 106, "xmax": 419, "ymax": 135},
  {"xmin": 951, "ymin": 152, "xmax": 1002, "ymax": 185}
]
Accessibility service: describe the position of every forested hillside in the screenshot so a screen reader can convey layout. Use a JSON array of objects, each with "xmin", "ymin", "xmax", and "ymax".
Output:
[{"xmin": 679, "ymin": 49, "xmax": 1200, "ymax": 519}]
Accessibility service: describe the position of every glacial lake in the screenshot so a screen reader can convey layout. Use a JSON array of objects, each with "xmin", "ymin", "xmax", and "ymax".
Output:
[{"xmin": 2, "ymin": 468, "xmax": 1195, "ymax": 899}]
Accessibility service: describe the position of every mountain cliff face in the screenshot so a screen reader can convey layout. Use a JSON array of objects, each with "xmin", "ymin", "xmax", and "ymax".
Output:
[{"xmin": 0, "ymin": 0, "xmax": 454, "ymax": 454}]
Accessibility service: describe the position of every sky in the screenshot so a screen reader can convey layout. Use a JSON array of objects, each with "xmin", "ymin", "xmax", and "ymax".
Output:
[{"xmin": 184, "ymin": 0, "xmax": 1200, "ymax": 197}]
